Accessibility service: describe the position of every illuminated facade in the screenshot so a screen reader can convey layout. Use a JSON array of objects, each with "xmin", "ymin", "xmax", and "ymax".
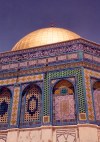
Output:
[{"xmin": 0, "ymin": 27, "xmax": 100, "ymax": 142}]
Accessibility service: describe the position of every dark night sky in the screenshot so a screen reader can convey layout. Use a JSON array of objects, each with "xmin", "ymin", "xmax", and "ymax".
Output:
[{"xmin": 0, "ymin": 0, "xmax": 100, "ymax": 52}]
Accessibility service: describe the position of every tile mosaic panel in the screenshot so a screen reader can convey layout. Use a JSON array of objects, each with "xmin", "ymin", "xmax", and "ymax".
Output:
[
  {"xmin": 48, "ymin": 57, "xmax": 56, "ymax": 62},
  {"xmin": 1, "ymin": 65, "xmax": 9, "ymax": 70},
  {"xmin": 38, "ymin": 58, "xmax": 46, "ymax": 64},
  {"xmin": 10, "ymin": 86, "xmax": 20, "ymax": 125},
  {"xmin": 93, "ymin": 56, "xmax": 100, "ymax": 63},
  {"xmin": 94, "ymin": 89, "xmax": 100, "ymax": 120},
  {"xmin": 43, "ymin": 116, "xmax": 50, "ymax": 123},
  {"xmin": 79, "ymin": 113, "xmax": 86, "ymax": 120},
  {"xmin": 84, "ymin": 53, "xmax": 92, "ymax": 60},
  {"xmin": 28, "ymin": 60, "xmax": 37, "ymax": 66},
  {"xmin": 58, "ymin": 55, "xmax": 66, "ymax": 61},
  {"xmin": 10, "ymin": 63, "xmax": 18, "ymax": 69},
  {"xmin": 0, "ymin": 61, "xmax": 99, "ymax": 80},
  {"xmin": 44, "ymin": 68, "xmax": 85, "ymax": 118},
  {"xmin": 19, "ymin": 61, "xmax": 27, "ymax": 67},
  {"xmin": 67, "ymin": 53, "xmax": 78, "ymax": 60},
  {"xmin": 84, "ymin": 53, "xmax": 100, "ymax": 63},
  {"xmin": 54, "ymin": 95, "xmax": 75, "ymax": 121},
  {"xmin": 84, "ymin": 69, "xmax": 100, "ymax": 120},
  {"xmin": 1, "ymin": 51, "xmax": 80, "ymax": 71}
]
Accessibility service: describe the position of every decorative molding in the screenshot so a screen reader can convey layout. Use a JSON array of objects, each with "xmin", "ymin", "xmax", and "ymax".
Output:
[
  {"xmin": 56, "ymin": 128, "xmax": 76, "ymax": 142},
  {"xmin": 0, "ymin": 134, "xmax": 7, "ymax": 142}
]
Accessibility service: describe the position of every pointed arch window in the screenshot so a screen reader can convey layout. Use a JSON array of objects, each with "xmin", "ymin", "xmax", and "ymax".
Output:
[
  {"xmin": 0, "ymin": 87, "xmax": 12, "ymax": 127},
  {"xmin": 53, "ymin": 79, "xmax": 76, "ymax": 124},
  {"xmin": 20, "ymin": 84, "xmax": 42, "ymax": 127}
]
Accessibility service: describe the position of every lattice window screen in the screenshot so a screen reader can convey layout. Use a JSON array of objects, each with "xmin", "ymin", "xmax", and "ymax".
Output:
[
  {"xmin": 0, "ymin": 88, "xmax": 11, "ymax": 123},
  {"xmin": 20, "ymin": 84, "xmax": 41, "ymax": 124}
]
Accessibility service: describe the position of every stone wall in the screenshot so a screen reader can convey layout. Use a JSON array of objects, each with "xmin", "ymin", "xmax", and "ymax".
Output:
[{"xmin": 0, "ymin": 124, "xmax": 99, "ymax": 142}]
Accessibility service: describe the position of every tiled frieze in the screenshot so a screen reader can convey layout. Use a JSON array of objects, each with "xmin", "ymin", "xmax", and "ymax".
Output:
[
  {"xmin": 1, "ymin": 53, "xmax": 79, "ymax": 71},
  {"xmin": 0, "ymin": 74, "xmax": 43, "ymax": 86},
  {"xmin": 2, "ymin": 52, "xmax": 100, "ymax": 72},
  {"xmin": 10, "ymin": 63, "xmax": 18, "ymax": 69},
  {"xmin": 19, "ymin": 61, "xmax": 27, "ymax": 67},
  {"xmin": 38, "ymin": 58, "xmax": 46, "ymax": 64},
  {"xmin": 48, "ymin": 57, "xmax": 56, "ymax": 63},
  {"xmin": 84, "ymin": 69, "xmax": 100, "ymax": 121},
  {"xmin": 58, "ymin": 55, "xmax": 66, "ymax": 61},
  {"xmin": 84, "ymin": 53, "xmax": 92, "ymax": 60},
  {"xmin": 10, "ymin": 86, "xmax": 20, "ymax": 125},
  {"xmin": 1, "ymin": 64, "xmax": 9, "ymax": 70},
  {"xmin": 0, "ymin": 39, "xmax": 99, "ymax": 65},
  {"xmin": 67, "ymin": 53, "xmax": 78, "ymax": 60},
  {"xmin": 0, "ymin": 62, "xmax": 99, "ymax": 80},
  {"xmin": 93, "ymin": 56, "xmax": 100, "ymax": 62},
  {"xmin": 28, "ymin": 60, "xmax": 37, "ymax": 66},
  {"xmin": 84, "ymin": 53, "xmax": 100, "ymax": 63}
]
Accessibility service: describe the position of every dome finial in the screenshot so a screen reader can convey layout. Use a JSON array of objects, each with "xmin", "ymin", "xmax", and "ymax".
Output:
[{"xmin": 50, "ymin": 22, "xmax": 55, "ymax": 27}]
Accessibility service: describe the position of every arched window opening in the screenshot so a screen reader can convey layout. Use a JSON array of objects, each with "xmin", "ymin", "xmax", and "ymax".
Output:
[
  {"xmin": 20, "ymin": 84, "xmax": 42, "ymax": 127},
  {"xmin": 0, "ymin": 87, "xmax": 11, "ymax": 124},
  {"xmin": 93, "ymin": 81, "xmax": 100, "ymax": 121},
  {"xmin": 53, "ymin": 79, "xmax": 76, "ymax": 124}
]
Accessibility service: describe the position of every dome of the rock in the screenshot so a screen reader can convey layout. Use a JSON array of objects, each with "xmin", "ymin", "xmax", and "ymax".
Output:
[
  {"xmin": 12, "ymin": 27, "xmax": 80, "ymax": 51},
  {"xmin": 0, "ymin": 23, "xmax": 100, "ymax": 142}
]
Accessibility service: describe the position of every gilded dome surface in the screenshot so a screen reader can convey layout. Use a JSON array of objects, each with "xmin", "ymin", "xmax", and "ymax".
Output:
[{"xmin": 12, "ymin": 27, "xmax": 80, "ymax": 51}]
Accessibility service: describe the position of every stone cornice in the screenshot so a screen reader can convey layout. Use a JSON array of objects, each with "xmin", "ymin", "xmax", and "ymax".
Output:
[{"xmin": 0, "ymin": 124, "xmax": 100, "ymax": 132}]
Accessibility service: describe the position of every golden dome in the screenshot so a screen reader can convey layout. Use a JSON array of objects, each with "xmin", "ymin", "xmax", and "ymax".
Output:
[{"xmin": 12, "ymin": 27, "xmax": 80, "ymax": 51}]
